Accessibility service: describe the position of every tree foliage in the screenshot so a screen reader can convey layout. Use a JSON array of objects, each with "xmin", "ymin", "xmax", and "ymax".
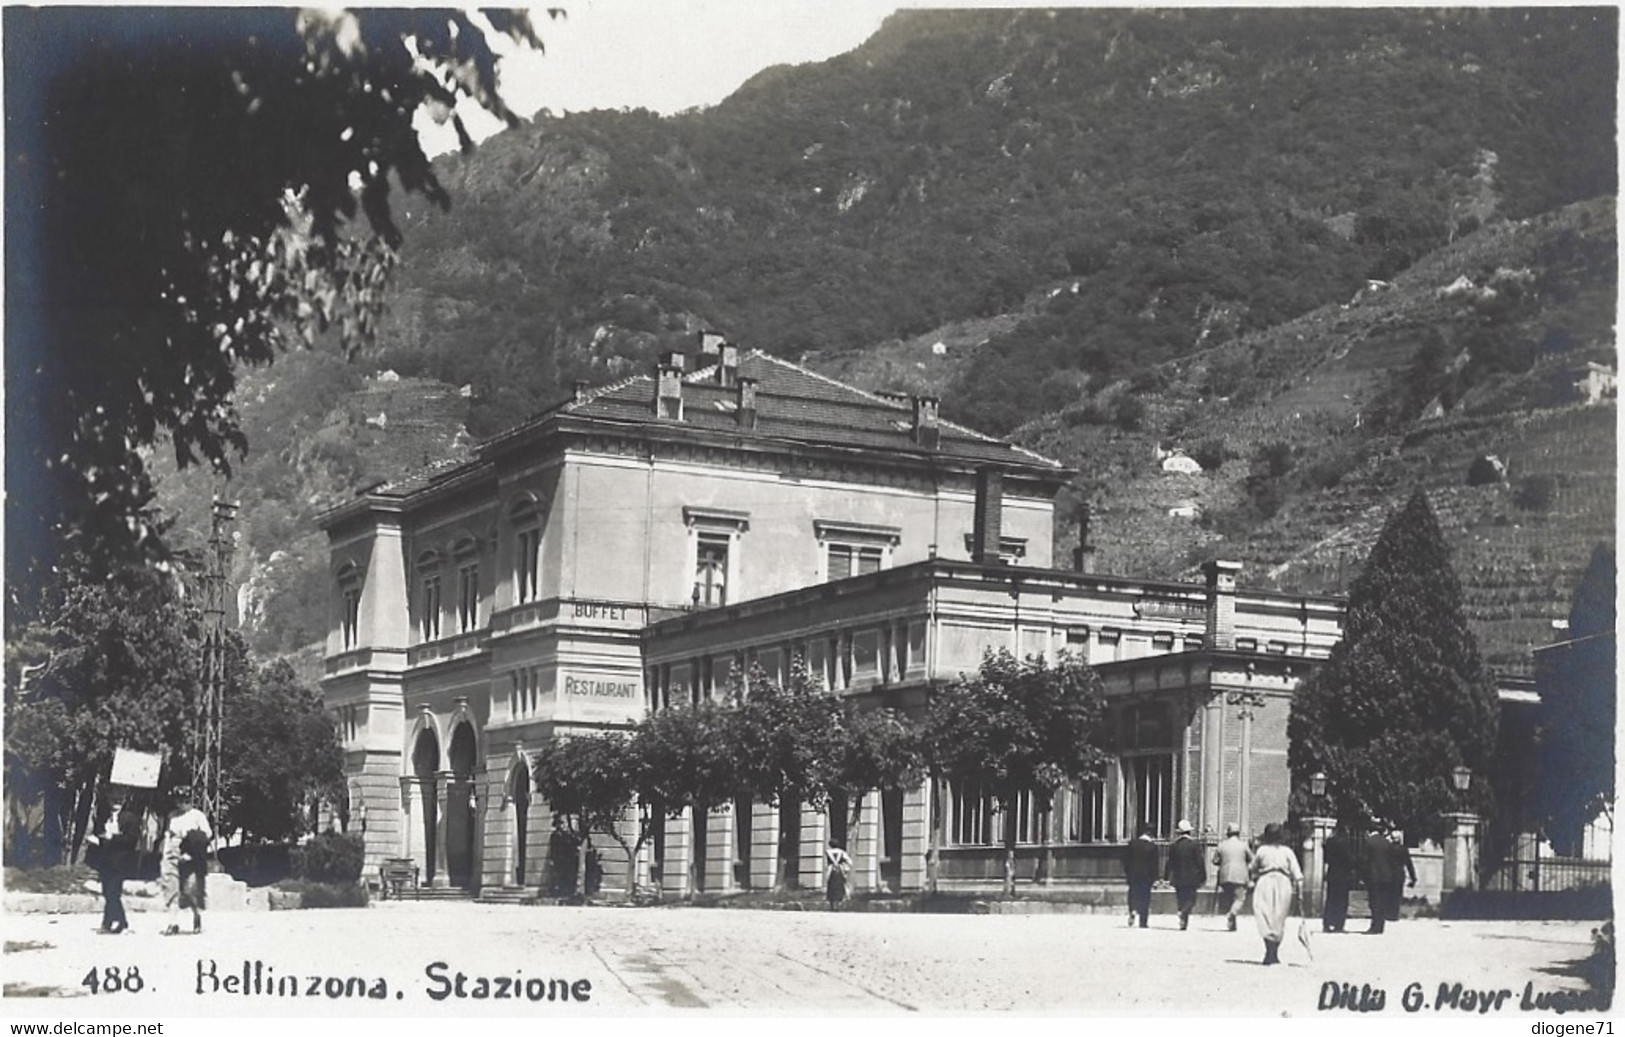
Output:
[
  {"xmin": 3, "ymin": 566, "xmax": 221, "ymax": 864},
  {"xmin": 1288, "ymin": 489, "xmax": 1500, "ymax": 836},
  {"xmin": 219, "ymin": 659, "xmax": 345, "ymax": 843},
  {"xmin": 1535, "ymin": 543, "xmax": 1616, "ymax": 854},
  {"xmin": 532, "ymin": 731, "xmax": 657, "ymax": 900},
  {"xmin": 923, "ymin": 649, "xmax": 1110, "ymax": 895},
  {"xmin": 4, "ymin": 7, "xmax": 544, "ymax": 601}
]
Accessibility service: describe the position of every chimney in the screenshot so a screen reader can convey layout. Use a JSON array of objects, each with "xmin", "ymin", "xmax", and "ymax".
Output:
[
  {"xmin": 697, "ymin": 330, "xmax": 726, "ymax": 358},
  {"xmin": 911, "ymin": 395, "xmax": 941, "ymax": 449},
  {"xmin": 716, "ymin": 342, "xmax": 739, "ymax": 387},
  {"xmin": 572, "ymin": 379, "xmax": 590, "ymax": 404},
  {"xmin": 736, "ymin": 376, "xmax": 758, "ymax": 430},
  {"xmin": 656, "ymin": 352, "xmax": 685, "ymax": 420},
  {"xmin": 971, "ymin": 467, "xmax": 1004, "ymax": 564},
  {"xmin": 1071, "ymin": 502, "xmax": 1097, "ymax": 573},
  {"xmin": 1204, "ymin": 559, "xmax": 1242, "ymax": 650}
]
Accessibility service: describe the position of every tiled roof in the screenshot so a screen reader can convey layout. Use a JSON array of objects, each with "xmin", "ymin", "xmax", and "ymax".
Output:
[{"xmin": 550, "ymin": 351, "xmax": 1063, "ymax": 470}]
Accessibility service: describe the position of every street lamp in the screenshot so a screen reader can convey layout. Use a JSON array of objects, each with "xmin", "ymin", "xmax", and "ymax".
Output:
[
  {"xmin": 1451, "ymin": 765, "xmax": 1472, "ymax": 798},
  {"xmin": 1310, "ymin": 771, "xmax": 1328, "ymax": 798}
]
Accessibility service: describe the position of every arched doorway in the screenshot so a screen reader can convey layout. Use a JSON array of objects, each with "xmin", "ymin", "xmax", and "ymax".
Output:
[
  {"xmin": 446, "ymin": 722, "xmax": 478, "ymax": 888},
  {"xmin": 510, "ymin": 759, "xmax": 532, "ymax": 886},
  {"xmin": 411, "ymin": 729, "xmax": 440, "ymax": 883}
]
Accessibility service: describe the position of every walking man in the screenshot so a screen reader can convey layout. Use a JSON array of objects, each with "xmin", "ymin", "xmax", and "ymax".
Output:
[
  {"xmin": 1363, "ymin": 822, "xmax": 1396, "ymax": 934},
  {"xmin": 1385, "ymin": 829, "xmax": 1417, "ymax": 924},
  {"xmin": 1165, "ymin": 819, "xmax": 1207, "ymax": 930},
  {"xmin": 1321, "ymin": 820, "xmax": 1355, "ymax": 932},
  {"xmin": 1212, "ymin": 821, "xmax": 1253, "ymax": 932},
  {"xmin": 1122, "ymin": 824, "xmax": 1158, "ymax": 928},
  {"xmin": 162, "ymin": 792, "xmax": 212, "ymax": 936}
]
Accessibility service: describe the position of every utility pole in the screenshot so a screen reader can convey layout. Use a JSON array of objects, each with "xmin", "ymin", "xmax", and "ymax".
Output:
[{"xmin": 195, "ymin": 496, "xmax": 238, "ymax": 826}]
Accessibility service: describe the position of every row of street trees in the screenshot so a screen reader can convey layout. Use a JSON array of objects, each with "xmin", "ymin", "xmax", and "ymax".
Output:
[{"xmin": 533, "ymin": 650, "xmax": 1111, "ymax": 899}]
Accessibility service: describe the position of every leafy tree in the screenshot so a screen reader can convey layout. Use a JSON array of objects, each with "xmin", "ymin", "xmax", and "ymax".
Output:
[
  {"xmin": 3, "ymin": 566, "xmax": 216, "ymax": 864},
  {"xmin": 4, "ymin": 7, "xmax": 544, "ymax": 600},
  {"xmin": 827, "ymin": 706, "xmax": 925, "ymax": 836},
  {"xmin": 219, "ymin": 659, "xmax": 345, "ymax": 843},
  {"xmin": 632, "ymin": 699, "xmax": 740, "ymax": 895},
  {"xmin": 532, "ymin": 732, "xmax": 659, "ymax": 901},
  {"xmin": 922, "ymin": 649, "xmax": 1110, "ymax": 896},
  {"xmin": 1288, "ymin": 489, "xmax": 1500, "ymax": 837},
  {"xmin": 727, "ymin": 661, "xmax": 845, "ymax": 889},
  {"xmin": 1535, "ymin": 543, "xmax": 1616, "ymax": 854}
]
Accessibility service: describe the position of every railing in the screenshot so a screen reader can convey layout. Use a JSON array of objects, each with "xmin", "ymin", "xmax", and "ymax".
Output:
[{"xmin": 1483, "ymin": 855, "xmax": 1612, "ymax": 893}]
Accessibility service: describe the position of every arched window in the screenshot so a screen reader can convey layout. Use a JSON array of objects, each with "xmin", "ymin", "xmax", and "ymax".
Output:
[
  {"xmin": 416, "ymin": 550, "xmax": 443, "ymax": 642},
  {"xmin": 451, "ymin": 534, "xmax": 480, "ymax": 633},
  {"xmin": 508, "ymin": 496, "xmax": 543, "ymax": 605},
  {"xmin": 336, "ymin": 562, "xmax": 363, "ymax": 650}
]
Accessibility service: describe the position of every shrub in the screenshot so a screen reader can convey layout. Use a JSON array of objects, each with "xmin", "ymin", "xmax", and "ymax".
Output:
[
  {"xmin": 292, "ymin": 832, "xmax": 364, "ymax": 885},
  {"xmin": 1190, "ymin": 436, "xmax": 1229, "ymax": 472},
  {"xmin": 273, "ymin": 879, "xmax": 370, "ymax": 909},
  {"xmin": 218, "ymin": 842, "xmax": 294, "ymax": 887}
]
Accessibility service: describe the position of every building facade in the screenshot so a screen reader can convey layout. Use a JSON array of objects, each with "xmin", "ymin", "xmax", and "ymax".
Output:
[{"xmin": 319, "ymin": 336, "xmax": 1345, "ymax": 896}]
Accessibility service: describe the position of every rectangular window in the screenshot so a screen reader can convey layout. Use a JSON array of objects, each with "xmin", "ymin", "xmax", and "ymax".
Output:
[
  {"xmin": 949, "ymin": 780, "xmax": 996, "ymax": 847},
  {"xmin": 1125, "ymin": 754, "xmax": 1174, "ymax": 839},
  {"xmin": 341, "ymin": 586, "xmax": 362, "ymax": 649},
  {"xmin": 457, "ymin": 563, "xmax": 480, "ymax": 633},
  {"xmin": 420, "ymin": 575, "xmax": 442, "ymax": 641},
  {"xmin": 516, "ymin": 528, "xmax": 541, "ymax": 604},
  {"xmin": 1061, "ymin": 778, "xmax": 1110, "ymax": 843},
  {"xmin": 852, "ymin": 630, "xmax": 880, "ymax": 682},
  {"xmin": 694, "ymin": 534, "xmax": 729, "ymax": 607},
  {"xmin": 827, "ymin": 543, "xmax": 884, "ymax": 581},
  {"xmin": 806, "ymin": 638, "xmax": 829, "ymax": 691}
]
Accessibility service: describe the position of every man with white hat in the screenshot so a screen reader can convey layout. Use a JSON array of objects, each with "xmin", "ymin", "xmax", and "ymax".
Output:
[
  {"xmin": 1164, "ymin": 819, "xmax": 1207, "ymax": 931},
  {"xmin": 1212, "ymin": 821, "xmax": 1254, "ymax": 932}
]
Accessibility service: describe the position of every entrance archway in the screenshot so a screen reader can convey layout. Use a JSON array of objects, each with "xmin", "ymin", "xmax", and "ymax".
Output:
[
  {"xmin": 411, "ymin": 729, "xmax": 440, "ymax": 882},
  {"xmin": 510, "ymin": 759, "xmax": 532, "ymax": 886},
  {"xmin": 446, "ymin": 722, "xmax": 478, "ymax": 888}
]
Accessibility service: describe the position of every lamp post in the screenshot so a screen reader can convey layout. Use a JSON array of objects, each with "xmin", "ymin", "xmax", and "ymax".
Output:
[
  {"xmin": 1303, "ymin": 770, "xmax": 1334, "ymax": 917},
  {"xmin": 1443, "ymin": 765, "xmax": 1480, "ymax": 894}
]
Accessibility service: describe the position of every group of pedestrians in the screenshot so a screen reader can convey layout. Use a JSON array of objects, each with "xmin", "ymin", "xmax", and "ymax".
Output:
[
  {"xmin": 86, "ymin": 788, "xmax": 213, "ymax": 936},
  {"xmin": 1122, "ymin": 818, "xmax": 1304, "ymax": 966},
  {"xmin": 1320, "ymin": 819, "xmax": 1417, "ymax": 934}
]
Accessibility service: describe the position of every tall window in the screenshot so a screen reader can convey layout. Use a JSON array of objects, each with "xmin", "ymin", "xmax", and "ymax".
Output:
[
  {"xmin": 420, "ymin": 574, "xmax": 442, "ymax": 641},
  {"xmin": 694, "ymin": 534, "xmax": 729, "ymax": 607},
  {"xmin": 1059, "ymin": 777, "xmax": 1111, "ymax": 843},
  {"xmin": 457, "ymin": 561, "xmax": 480, "ymax": 633},
  {"xmin": 1121, "ymin": 704, "xmax": 1174, "ymax": 839},
  {"xmin": 683, "ymin": 507, "xmax": 748, "ymax": 610},
  {"xmin": 949, "ymin": 780, "xmax": 996, "ymax": 847},
  {"xmin": 515, "ymin": 527, "xmax": 541, "ymax": 604},
  {"xmin": 336, "ymin": 565, "xmax": 362, "ymax": 653}
]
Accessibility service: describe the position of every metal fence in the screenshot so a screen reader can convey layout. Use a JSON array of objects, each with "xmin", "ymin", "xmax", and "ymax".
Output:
[{"xmin": 1483, "ymin": 854, "xmax": 1612, "ymax": 893}]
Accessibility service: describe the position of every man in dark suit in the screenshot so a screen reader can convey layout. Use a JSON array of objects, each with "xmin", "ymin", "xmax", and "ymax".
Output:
[
  {"xmin": 1385, "ymin": 829, "xmax": 1418, "ymax": 923},
  {"xmin": 1322, "ymin": 821, "xmax": 1355, "ymax": 932},
  {"xmin": 1122, "ymin": 824, "xmax": 1159, "ymax": 929},
  {"xmin": 1164, "ymin": 819, "xmax": 1207, "ymax": 930},
  {"xmin": 1363, "ymin": 822, "xmax": 1397, "ymax": 934}
]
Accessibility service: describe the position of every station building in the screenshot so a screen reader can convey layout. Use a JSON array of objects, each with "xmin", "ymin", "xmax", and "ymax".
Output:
[{"xmin": 319, "ymin": 335, "xmax": 1345, "ymax": 897}]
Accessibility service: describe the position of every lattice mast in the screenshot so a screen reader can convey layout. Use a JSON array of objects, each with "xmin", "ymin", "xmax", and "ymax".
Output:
[{"xmin": 194, "ymin": 497, "xmax": 238, "ymax": 823}]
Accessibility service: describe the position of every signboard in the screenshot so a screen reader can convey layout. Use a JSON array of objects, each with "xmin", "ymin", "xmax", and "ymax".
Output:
[
  {"xmin": 564, "ymin": 599, "xmax": 645, "ymax": 629},
  {"xmin": 559, "ymin": 671, "xmax": 643, "ymax": 723},
  {"xmin": 109, "ymin": 747, "xmax": 162, "ymax": 789}
]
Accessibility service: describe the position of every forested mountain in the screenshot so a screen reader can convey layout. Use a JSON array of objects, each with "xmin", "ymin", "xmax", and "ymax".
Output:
[{"xmin": 152, "ymin": 7, "xmax": 1616, "ymax": 676}]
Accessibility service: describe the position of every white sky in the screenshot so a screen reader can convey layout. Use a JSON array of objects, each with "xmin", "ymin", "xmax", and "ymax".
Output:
[{"xmin": 418, "ymin": 0, "xmax": 937, "ymax": 152}]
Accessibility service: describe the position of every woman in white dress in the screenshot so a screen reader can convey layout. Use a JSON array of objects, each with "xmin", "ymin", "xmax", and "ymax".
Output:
[{"xmin": 1248, "ymin": 822, "xmax": 1303, "ymax": 965}]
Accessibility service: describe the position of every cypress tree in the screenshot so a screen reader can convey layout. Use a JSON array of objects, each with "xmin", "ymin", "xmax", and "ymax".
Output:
[
  {"xmin": 1288, "ymin": 489, "xmax": 1499, "ymax": 836},
  {"xmin": 1535, "ymin": 543, "xmax": 1616, "ymax": 854}
]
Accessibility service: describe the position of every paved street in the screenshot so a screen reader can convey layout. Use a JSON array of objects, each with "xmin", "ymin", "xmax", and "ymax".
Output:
[{"xmin": 1, "ymin": 901, "xmax": 1605, "ymax": 1018}]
